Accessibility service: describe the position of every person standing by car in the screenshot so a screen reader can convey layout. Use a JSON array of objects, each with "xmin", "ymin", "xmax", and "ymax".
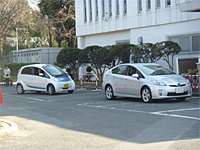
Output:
[{"xmin": 4, "ymin": 66, "xmax": 11, "ymax": 86}]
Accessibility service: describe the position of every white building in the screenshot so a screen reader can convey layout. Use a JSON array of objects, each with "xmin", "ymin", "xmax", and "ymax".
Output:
[
  {"xmin": 75, "ymin": 0, "xmax": 200, "ymax": 74},
  {"xmin": 11, "ymin": 47, "xmax": 63, "ymax": 65}
]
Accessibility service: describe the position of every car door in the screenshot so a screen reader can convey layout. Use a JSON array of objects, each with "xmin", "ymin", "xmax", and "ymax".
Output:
[
  {"xmin": 111, "ymin": 65, "xmax": 128, "ymax": 94},
  {"xmin": 125, "ymin": 66, "xmax": 144, "ymax": 97},
  {"xmin": 20, "ymin": 67, "xmax": 35, "ymax": 88},
  {"xmin": 31, "ymin": 67, "xmax": 49, "ymax": 90}
]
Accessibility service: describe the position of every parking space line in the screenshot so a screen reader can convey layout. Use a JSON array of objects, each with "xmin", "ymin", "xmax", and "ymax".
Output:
[
  {"xmin": 151, "ymin": 112, "xmax": 200, "ymax": 121},
  {"xmin": 78, "ymin": 102, "xmax": 200, "ymax": 121},
  {"xmin": 2, "ymin": 93, "xmax": 50, "ymax": 102},
  {"xmin": 153, "ymin": 108, "xmax": 200, "ymax": 113}
]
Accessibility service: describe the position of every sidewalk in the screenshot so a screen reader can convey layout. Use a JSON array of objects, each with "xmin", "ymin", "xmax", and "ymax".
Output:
[{"xmin": 0, "ymin": 119, "xmax": 18, "ymax": 138}]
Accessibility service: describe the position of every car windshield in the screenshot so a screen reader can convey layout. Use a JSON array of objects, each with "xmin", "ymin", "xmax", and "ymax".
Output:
[
  {"xmin": 138, "ymin": 65, "xmax": 176, "ymax": 75},
  {"xmin": 42, "ymin": 65, "xmax": 68, "ymax": 77}
]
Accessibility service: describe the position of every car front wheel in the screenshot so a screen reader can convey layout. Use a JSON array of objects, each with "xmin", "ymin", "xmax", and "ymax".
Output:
[
  {"xmin": 48, "ymin": 84, "xmax": 55, "ymax": 95},
  {"xmin": 68, "ymin": 90, "xmax": 74, "ymax": 94},
  {"xmin": 105, "ymin": 85, "xmax": 115, "ymax": 100},
  {"xmin": 141, "ymin": 87, "xmax": 152, "ymax": 103},
  {"xmin": 16, "ymin": 84, "xmax": 25, "ymax": 94}
]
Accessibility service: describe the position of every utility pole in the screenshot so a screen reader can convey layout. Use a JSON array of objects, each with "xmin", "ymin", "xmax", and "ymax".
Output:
[{"xmin": 16, "ymin": 28, "xmax": 18, "ymax": 51}]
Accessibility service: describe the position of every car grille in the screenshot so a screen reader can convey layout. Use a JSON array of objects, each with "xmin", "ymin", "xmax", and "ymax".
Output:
[
  {"xmin": 167, "ymin": 92, "xmax": 188, "ymax": 96},
  {"xmin": 169, "ymin": 84, "xmax": 186, "ymax": 87}
]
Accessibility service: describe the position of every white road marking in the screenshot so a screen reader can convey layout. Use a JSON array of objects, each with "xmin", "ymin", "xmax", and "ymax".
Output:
[
  {"xmin": 78, "ymin": 102, "xmax": 200, "ymax": 121},
  {"xmin": 150, "ymin": 112, "xmax": 200, "ymax": 121},
  {"xmin": 2, "ymin": 93, "xmax": 49, "ymax": 102},
  {"xmin": 153, "ymin": 108, "xmax": 200, "ymax": 113}
]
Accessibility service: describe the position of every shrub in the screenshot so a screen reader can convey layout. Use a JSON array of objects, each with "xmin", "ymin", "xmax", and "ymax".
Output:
[
  {"xmin": 66, "ymin": 67, "xmax": 71, "ymax": 73},
  {"xmin": 86, "ymin": 66, "xmax": 92, "ymax": 73}
]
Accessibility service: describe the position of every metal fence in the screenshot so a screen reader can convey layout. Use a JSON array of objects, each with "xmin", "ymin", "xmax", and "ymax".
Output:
[{"xmin": 183, "ymin": 75, "xmax": 200, "ymax": 89}]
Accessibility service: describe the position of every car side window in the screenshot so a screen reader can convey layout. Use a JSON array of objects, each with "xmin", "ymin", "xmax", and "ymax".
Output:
[
  {"xmin": 112, "ymin": 66, "xmax": 127, "ymax": 75},
  {"xmin": 127, "ymin": 66, "xmax": 136, "ymax": 76},
  {"xmin": 127, "ymin": 66, "xmax": 144, "ymax": 78},
  {"xmin": 21, "ymin": 67, "xmax": 33, "ymax": 75},
  {"xmin": 34, "ymin": 67, "xmax": 43, "ymax": 76},
  {"xmin": 33, "ymin": 67, "xmax": 50, "ymax": 78}
]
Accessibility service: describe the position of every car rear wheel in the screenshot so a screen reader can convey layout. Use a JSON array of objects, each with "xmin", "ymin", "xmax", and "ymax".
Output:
[
  {"xmin": 105, "ymin": 85, "xmax": 115, "ymax": 100},
  {"xmin": 141, "ymin": 87, "xmax": 152, "ymax": 103},
  {"xmin": 176, "ymin": 97, "xmax": 186, "ymax": 102},
  {"xmin": 16, "ymin": 84, "xmax": 25, "ymax": 94},
  {"xmin": 48, "ymin": 84, "xmax": 55, "ymax": 95}
]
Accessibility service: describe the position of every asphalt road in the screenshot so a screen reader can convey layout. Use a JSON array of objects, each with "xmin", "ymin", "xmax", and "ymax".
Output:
[{"xmin": 0, "ymin": 85, "xmax": 199, "ymax": 150}]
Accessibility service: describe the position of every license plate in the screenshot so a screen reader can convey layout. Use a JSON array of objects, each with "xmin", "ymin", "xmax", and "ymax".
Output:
[
  {"xmin": 64, "ymin": 84, "xmax": 69, "ymax": 88},
  {"xmin": 175, "ymin": 88, "xmax": 183, "ymax": 93}
]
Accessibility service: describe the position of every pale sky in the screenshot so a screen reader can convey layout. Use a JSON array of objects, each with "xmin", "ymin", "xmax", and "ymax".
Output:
[{"xmin": 28, "ymin": 0, "xmax": 40, "ymax": 11}]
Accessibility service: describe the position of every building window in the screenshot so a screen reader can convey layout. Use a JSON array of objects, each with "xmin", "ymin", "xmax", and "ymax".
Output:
[
  {"xmin": 170, "ymin": 35, "xmax": 200, "ymax": 52},
  {"xmin": 102, "ymin": 0, "xmax": 105, "ymax": 19},
  {"xmin": 116, "ymin": 0, "xmax": 119, "ymax": 16},
  {"xmin": 84, "ymin": 0, "xmax": 87, "ymax": 22},
  {"xmin": 95, "ymin": 0, "xmax": 98, "ymax": 21},
  {"xmin": 138, "ymin": 0, "xmax": 142, "ymax": 12},
  {"xmin": 89, "ymin": 0, "xmax": 92, "ymax": 21},
  {"xmin": 192, "ymin": 35, "xmax": 200, "ymax": 51},
  {"xmin": 116, "ymin": 40, "xmax": 130, "ymax": 45},
  {"xmin": 123, "ymin": 0, "xmax": 127, "ymax": 15},
  {"xmin": 179, "ymin": 37, "xmax": 190, "ymax": 52},
  {"xmin": 156, "ymin": 0, "xmax": 161, "ymax": 9},
  {"xmin": 109, "ymin": 0, "xmax": 112, "ymax": 18},
  {"xmin": 147, "ymin": 0, "xmax": 151, "ymax": 10},
  {"xmin": 166, "ymin": 0, "xmax": 171, "ymax": 7}
]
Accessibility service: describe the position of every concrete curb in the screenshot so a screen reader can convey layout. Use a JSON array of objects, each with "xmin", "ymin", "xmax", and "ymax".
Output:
[{"xmin": 0, "ymin": 119, "xmax": 18, "ymax": 138}]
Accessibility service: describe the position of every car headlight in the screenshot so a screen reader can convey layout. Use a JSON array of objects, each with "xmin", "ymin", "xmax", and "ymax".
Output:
[
  {"xmin": 152, "ymin": 80, "xmax": 167, "ymax": 86},
  {"xmin": 187, "ymin": 80, "xmax": 191, "ymax": 86},
  {"xmin": 53, "ymin": 77, "xmax": 59, "ymax": 82}
]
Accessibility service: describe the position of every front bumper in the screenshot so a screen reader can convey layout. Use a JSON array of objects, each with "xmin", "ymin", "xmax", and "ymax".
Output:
[
  {"xmin": 151, "ymin": 85, "xmax": 192, "ymax": 99},
  {"xmin": 54, "ymin": 80, "xmax": 75, "ymax": 92}
]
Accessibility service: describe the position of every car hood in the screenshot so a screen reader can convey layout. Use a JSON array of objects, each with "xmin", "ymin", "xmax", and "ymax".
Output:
[{"xmin": 150, "ymin": 74, "xmax": 188, "ymax": 84}]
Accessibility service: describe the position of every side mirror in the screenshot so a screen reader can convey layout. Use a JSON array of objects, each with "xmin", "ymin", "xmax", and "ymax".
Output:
[
  {"xmin": 132, "ymin": 73, "xmax": 139, "ymax": 79},
  {"xmin": 39, "ymin": 73, "xmax": 44, "ymax": 76}
]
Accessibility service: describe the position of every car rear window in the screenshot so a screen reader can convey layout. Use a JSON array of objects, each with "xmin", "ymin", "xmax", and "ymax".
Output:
[
  {"xmin": 21, "ymin": 67, "xmax": 33, "ymax": 75},
  {"xmin": 112, "ymin": 66, "xmax": 127, "ymax": 75}
]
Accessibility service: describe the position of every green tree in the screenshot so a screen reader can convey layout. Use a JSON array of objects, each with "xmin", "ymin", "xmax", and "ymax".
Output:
[
  {"xmin": 38, "ymin": 0, "xmax": 76, "ymax": 48},
  {"xmin": 151, "ymin": 41, "xmax": 181, "ymax": 70},
  {"xmin": 109, "ymin": 44, "xmax": 134, "ymax": 67},
  {"xmin": 79, "ymin": 45, "xmax": 112, "ymax": 82},
  {"xmin": 57, "ymin": 47, "xmax": 81, "ymax": 80},
  {"xmin": 0, "ymin": 0, "xmax": 30, "ymax": 58},
  {"xmin": 131, "ymin": 43, "xmax": 155, "ymax": 63}
]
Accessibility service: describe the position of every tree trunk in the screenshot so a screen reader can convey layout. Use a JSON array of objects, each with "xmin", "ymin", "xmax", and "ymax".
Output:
[
  {"xmin": 48, "ymin": 19, "xmax": 52, "ymax": 47},
  {"xmin": 0, "ymin": 37, "xmax": 3, "ymax": 60},
  {"xmin": 58, "ymin": 41, "xmax": 61, "ymax": 47}
]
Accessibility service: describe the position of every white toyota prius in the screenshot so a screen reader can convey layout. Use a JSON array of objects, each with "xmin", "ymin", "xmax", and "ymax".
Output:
[
  {"xmin": 16, "ymin": 64, "xmax": 75, "ymax": 95},
  {"xmin": 102, "ymin": 63, "xmax": 192, "ymax": 103}
]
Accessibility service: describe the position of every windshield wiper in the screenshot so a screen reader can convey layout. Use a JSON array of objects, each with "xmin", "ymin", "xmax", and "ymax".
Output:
[
  {"xmin": 167, "ymin": 72, "xmax": 176, "ymax": 75},
  {"xmin": 55, "ymin": 73, "xmax": 67, "ymax": 77}
]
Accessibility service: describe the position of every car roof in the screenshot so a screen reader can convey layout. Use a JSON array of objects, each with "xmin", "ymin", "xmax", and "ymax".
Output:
[
  {"xmin": 21, "ymin": 64, "xmax": 54, "ymax": 68},
  {"xmin": 118, "ymin": 63, "xmax": 159, "ymax": 67}
]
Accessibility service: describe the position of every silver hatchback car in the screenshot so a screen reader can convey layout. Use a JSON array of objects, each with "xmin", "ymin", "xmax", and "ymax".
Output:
[{"xmin": 102, "ymin": 63, "xmax": 192, "ymax": 103}]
